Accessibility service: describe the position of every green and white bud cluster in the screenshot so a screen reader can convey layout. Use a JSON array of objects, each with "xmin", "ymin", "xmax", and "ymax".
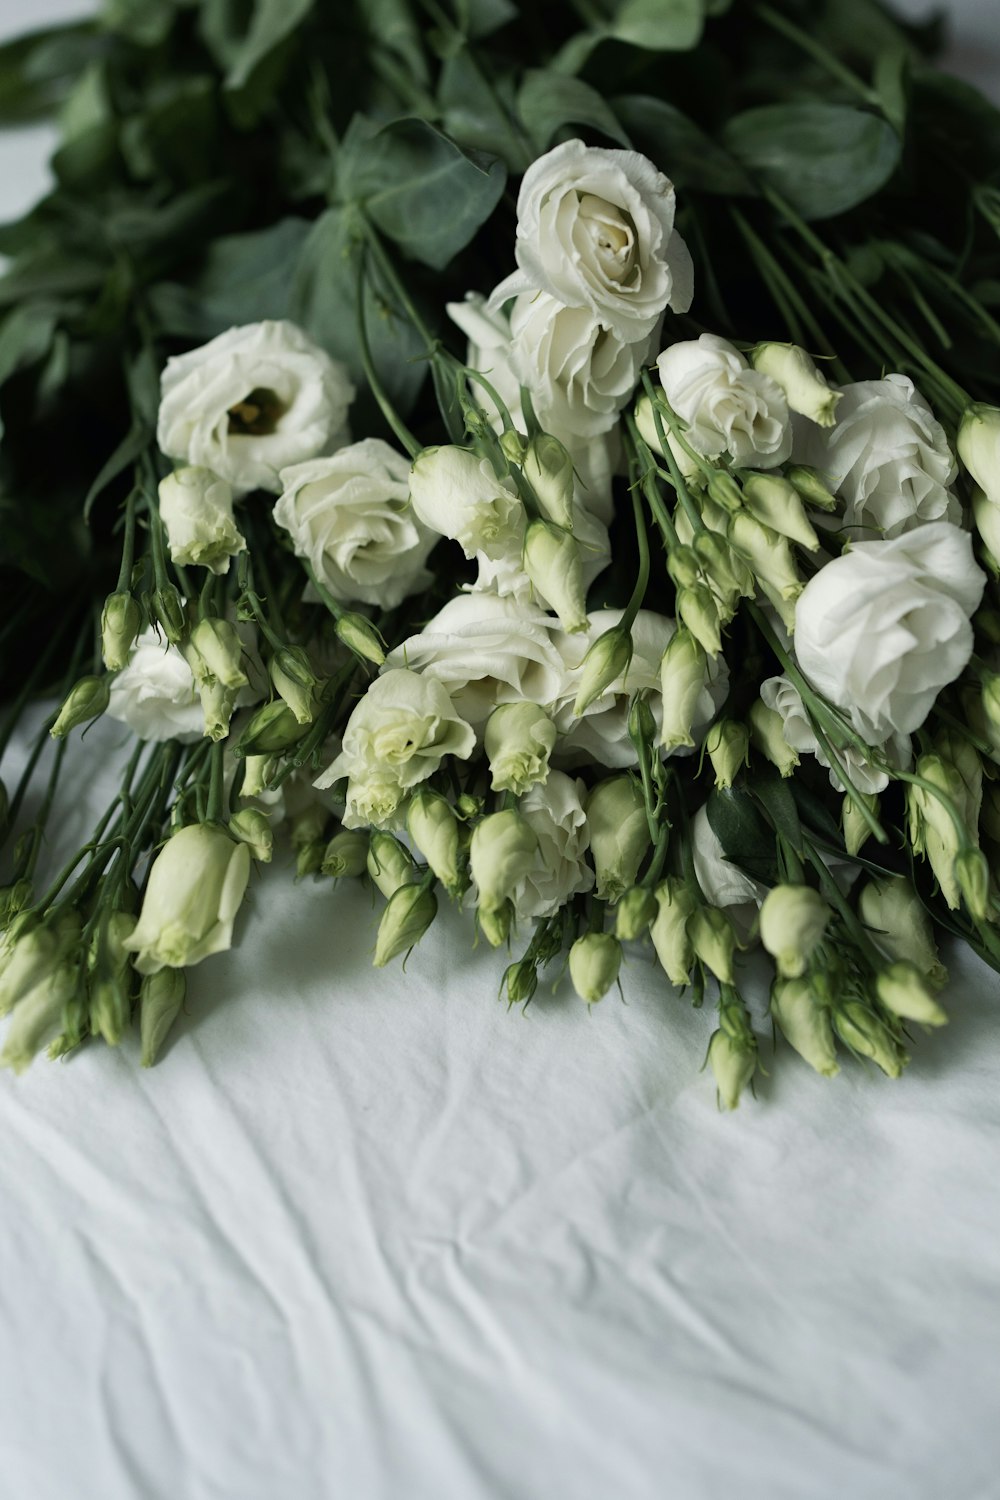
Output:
[{"xmin": 708, "ymin": 993, "xmax": 758, "ymax": 1110}]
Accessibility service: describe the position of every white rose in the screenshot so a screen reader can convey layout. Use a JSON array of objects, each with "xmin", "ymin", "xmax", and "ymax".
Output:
[
  {"xmin": 157, "ymin": 320, "xmax": 355, "ymax": 496},
  {"xmin": 158, "ymin": 467, "xmax": 245, "ymax": 574},
  {"xmin": 760, "ymin": 675, "xmax": 910, "ymax": 795},
  {"xmin": 793, "ymin": 374, "xmax": 959, "ymax": 538},
  {"xmin": 794, "ymin": 522, "xmax": 986, "ymax": 742},
  {"xmin": 510, "ymin": 771, "xmax": 594, "ymax": 921},
  {"xmin": 274, "ymin": 439, "xmax": 434, "ymax": 609},
  {"xmin": 107, "ymin": 628, "xmax": 204, "ymax": 742},
  {"xmin": 656, "ymin": 333, "xmax": 792, "ymax": 470},
  {"xmin": 383, "ymin": 592, "xmax": 565, "ymax": 732},
  {"xmin": 490, "ymin": 139, "xmax": 693, "ymax": 340}
]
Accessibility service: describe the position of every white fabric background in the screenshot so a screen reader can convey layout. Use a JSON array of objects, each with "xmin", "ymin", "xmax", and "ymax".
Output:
[{"xmin": 2, "ymin": 4, "xmax": 1000, "ymax": 1498}]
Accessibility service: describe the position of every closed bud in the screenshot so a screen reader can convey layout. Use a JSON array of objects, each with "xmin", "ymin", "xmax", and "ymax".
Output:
[
  {"xmin": 499, "ymin": 429, "xmax": 526, "ymax": 465},
  {"xmin": 478, "ymin": 900, "xmax": 513, "ymax": 948},
  {"xmin": 89, "ymin": 974, "xmax": 132, "ymax": 1049},
  {"xmin": 615, "ymin": 885, "xmax": 658, "ymax": 941},
  {"xmin": 689, "ymin": 905, "xmax": 737, "ymax": 984},
  {"xmin": 706, "ymin": 471, "xmax": 743, "ymax": 515},
  {"xmin": 101, "ymin": 591, "xmax": 142, "ymax": 671},
  {"xmin": 523, "ymin": 433, "xmax": 574, "ymax": 528},
  {"xmin": 336, "ymin": 611, "xmax": 386, "ymax": 666},
  {"xmin": 159, "ymin": 467, "xmax": 244, "ymax": 574},
  {"xmin": 957, "ymin": 403, "xmax": 1000, "ymax": 502},
  {"xmin": 236, "ymin": 701, "xmax": 306, "ymax": 757},
  {"xmin": 729, "ymin": 512, "xmax": 803, "ymax": 601},
  {"xmin": 771, "ymin": 977, "xmax": 839, "ymax": 1076},
  {"xmin": 693, "ymin": 531, "xmax": 752, "ymax": 605},
  {"xmin": 971, "ymin": 488, "xmax": 1000, "ymax": 566},
  {"xmin": 707, "ymin": 1025, "xmax": 757, "ymax": 1110},
  {"xmin": 981, "ymin": 671, "xmax": 1000, "ymax": 740},
  {"xmin": 705, "ymin": 719, "xmax": 749, "ymax": 790},
  {"xmin": 199, "ymin": 679, "xmax": 239, "ymax": 744},
  {"xmin": 786, "ymin": 465, "xmax": 838, "ymax": 512},
  {"xmin": 87, "ymin": 910, "xmax": 137, "ymax": 1046},
  {"xmin": 124, "ymin": 823, "xmax": 250, "ymax": 974},
  {"xmin": 523, "ymin": 519, "xmax": 587, "ymax": 632},
  {"xmin": 50, "ymin": 675, "xmax": 110, "ymax": 738},
  {"xmin": 634, "ymin": 394, "xmax": 665, "ymax": 456},
  {"xmin": 228, "ymin": 807, "xmax": 274, "ymax": 863},
  {"xmin": 485, "ymin": 702, "xmax": 557, "ymax": 795},
  {"xmin": 835, "ymin": 1001, "xmax": 908, "ymax": 1078},
  {"xmin": 502, "ymin": 959, "xmax": 537, "ymax": 1006},
  {"xmin": 750, "ymin": 343, "xmax": 841, "ymax": 427},
  {"xmin": 586, "ymin": 777, "xmax": 649, "ymax": 902},
  {"xmin": 470, "ymin": 810, "xmax": 538, "ymax": 912},
  {"xmin": 875, "ymin": 961, "xmax": 947, "ymax": 1027},
  {"xmin": 955, "ymin": 846, "xmax": 992, "ymax": 922},
  {"xmin": 666, "ymin": 544, "xmax": 703, "ymax": 591},
  {"xmin": 270, "ymin": 645, "xmax": 321, "ymax": 726},
  {"xmin": 0, "ymin": 961, "xmax": 79, "ymax": 1074},
  {"xmin": 760, "ymin": 885, "xmax": 830, "ymax": 978},
  {"xmin": 650, "ymin": 877, "xmax": 697, "ymax": 985},
  {"xmin": 407, "ymin": 790, "xmax": 462, "ymax": 895},
  {"xmin": 0, "ymin": 879, "xmax": 32, "ymax": 928},
  {"xmin": 843, "ymin": 792, "xmax": 879, "ymax": 856},
  {"xmin": 241, "ymin": 754, "xmax": 278, "ymax": 798},
  {"xmin": 677, "ymin": 584, "xmax": 722, "ymax": 656},
  {"xmin": 573, "ymin": 626, "xmax": 633, "ymax": 716},
  {"xmin": 569, "ymin": 932, "xmax": 622, "ymax": 1004},
  {"xmin": 741, "ymin": 473, "xmax": 820, "ymax": 552},
  {"xmin": 659, "ymin": 628, "xmax": 710, "ymax": 751},
  {"xmin": 456, "ymin": 793, "xmax": 484, "ymax": 822},
  {"xmin": 153, "ymin": 583, "xmax": 186, "ymax": 644},
  {"xmin": 367, "ymin": 832, "xmax": 416, "ymax": 899},
  {"xmin": 0, "ymin": 912, "xmax": 80, "ymax": 1016},
  {"xmin": 188, "ymin": 617, "xmax": 248, "ymax": 691},
  {"xmin": 321, "ymin": 829, "xmax": 369, "ymax": 879},
  {"xmin": 373, "ymin": 884, "xmax": 437, "ymax": 967},
  {"xmin": 297, "ymin": 840, "xmax": 324, "ymax": 878},
  {"xmin": 749, "ymin": 699, "xmax": 798, "ymax": 778},
  {"xmin": 139, "ymin": 967, "xmax": 186, "ymax": 1067}
]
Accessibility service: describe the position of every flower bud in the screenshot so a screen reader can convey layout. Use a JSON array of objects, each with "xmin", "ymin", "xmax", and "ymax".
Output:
[
  {"xmin": 235, "ymin": 701, "xmax": 306, "ymax": 757},
  {"xmin": 586, "ymin": 777, "xmax": 649, "ymax": 902},
  {"xmin": 705, "ymin": 719, "xmax": 749, "ymax": 790},
  {"xmin": 322, "ymin": 829, "xmax": 369, "ymax": 878},
  {"xmin": 573, "ymin": 626, "xmax": 633, "ymax": 716},
  {"xmin": 153, "ymin": 583, "xmax": 186, "ymax": 644},
  {"xmin": 367, "ymin": 832, "xmax": 416, "ymax": 899},
  {"xmin": 569, "ymin": 932, "xmax": 622, "ymax": 1004},
  {"xmin": 957, "ymin": 403, "xmax": 1000, "ymax": 502},
  {"xmin": 470, "ymin": 810, "xmax": 538, "ymax": 912},
  {"xmin": 707, "ymin": 1026, "xmax": 757, "ymax": 1110},
  {"xmin": 188, "ymin": 617, "xmax": 248, "ymax": 691},
  {"xmin": 373, "ymin": 883, "xmax": 437, "ymax": 967},
  {"xmin": 689, "ymin": 905, "xmax": 737, "ymax": 984},
  {"xmin": 750, "ymin": 343, "xmax": 841, "ymax": 427},
  {"xmin": 87, "ymin": 909, "xmax": 137, "ymax": 1047},
  {"xmin": 627, "ymin": 693, "xmax": 657, "ymax": 754},
  {"xmin": 499, "ymin": 429, "xmax": 526, "ymax": 465},
  {"xmin": 634, "ymin": 394, "xmax": 664, "ymax": 456},
  {"xmin": 706, "ymin": 471, "xmax": 743, "ymax": 515},
  {"xmin": 760, "ymin": 885, "xmax": 830, "ymax": 978},
  {"xmin": 749, "ymin": 699, "xmax": 798, "ymax": 778},
  {"xmin": 842, "ymin": 791, "xmax": 879, "ymax": 856},
  {"xmin": 241, "ymin": 754, "xmax": 278, "ymax": 797},
  {"xmin": 729, "ymin": 512, "xmax": 803, "ymax": 602},
  {"xmin": 907, "ymin": 753, "xmax": 968, "ymax": 908},
  {"xmin": 523, "ymin": 433, "xmax": 574, "ymax": 528},
  {"xmin": 677, "ymin": 583, "xmax": 722, "ymax": 656},
  {"xmin": 139, "ymin": 967, "xmax": 186, "ymax": 1067},
  {"xmin": 875, "ymin": 961, "xmax": 947, "ymax": 1027},
  {"xmin": 659, "ymin": 628, "xmax": 710, "ymax": 751},
  {"xmin": 199, "ymin": 679, "xmax": 239, "ymax": 743},
  {"xmin": 666, "ymin": 545, "xmax": 703, "ymax": 591},
  {"xmin": 971, "ymin": 489, "xmax": 1000, "ymax": 567},
  {"xmin": 770, "ymin": 977, "xmax": 839, "ymax": 1076},
  {"xmin": 159, "ymin": 466, "xmax": 245, "ymax": 574},
  {"xmin": 228, "ymin": 807, "xmax": 274, "ymax": 863},
  {"xmin": 270, "ymin": 646, "xmax": 321, "ymax": 726},
  {"xmin": 125, "ymin": 823, "xmax": 251, "ymax": 974},
  {"xmin": 834, "ymin": 1001, "xmax": 907, "ymax": 1078},
  {"xmin": 456, "ymin": 793, "xmax": 484, "ymax": 822},
  {"xmin": 101, "ymin": 591, "xmax": 142, "ymax": 671},
  {"xmin": 741, "ymin": 473, "xmax": 820, "ymax": 552},
  {"xmin": 335, "ymin": 611, "xmax": 386, "ymax": 666},
  {"xmin": 955, "ymin": 846, "xmax": 992, "ymax": 922},
  {"xmin": 615, "ymin": 885, "xmax": 658, "ymax": 941},
  {"xmin": 523, "ymin": 519, "xmax": 587, "ymax": 632},
  {"xmin": 407, "ymin": 789, "xmax": 462, "ymax": 895},
  {"xmin": 0, "ymin": 961, "xmax": 79, "ymax": 1074},
  {"xmin": 0, "ymin": 912, "xmax": 80, "ymax": 1015},
  {"xmin": 502, "ymin": 958, "xmax": 537, "ymax": 1006},
  {"xmin": 693, "ymin": 531, "xmax": 753, "ymax": 606},
  {"xmin": 0, "ymin": 879, "xmax": 32, "ymax": 928},
  {"xmin": 478, "ymin": 899, "xmax": 513, "ymax": 949},
  {"xmin": 50, "ymin": 675, "xmax": 111, "ymax": 738},
  {"xmin": 786, "ymin": 465, "xmax": 838, "ymax": 512},
  {"xmin": 485, "ymin": 702, "xmax": 557, "ymax": 795},
  {"xmin": 650, "ymin": 877, "xmax": 697, "ymax": 985}
]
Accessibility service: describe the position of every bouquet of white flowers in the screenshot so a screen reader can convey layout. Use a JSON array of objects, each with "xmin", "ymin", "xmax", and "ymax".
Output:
[{"xmin": 2, "ymin": 0, "xmax": 999, "ymax": 1106}]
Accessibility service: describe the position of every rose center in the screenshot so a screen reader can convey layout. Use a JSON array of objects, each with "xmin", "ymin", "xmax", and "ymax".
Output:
[
  {"xmin": 227, "ymin": 387, "xmax": 287, "ymax": 436},
  {"xmin": 577, "ymin": 194, "xmax": 637, "ymax": 284}
]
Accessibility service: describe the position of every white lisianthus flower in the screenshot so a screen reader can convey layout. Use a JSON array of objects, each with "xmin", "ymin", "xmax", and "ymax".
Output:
[
  {"xmin": 124, "ymin": 823, "xmax": 251, "ymax": 975},
  {"xmin": 760, "ymin": 675, "xmax": 910, "ymax": 795},
  {"xmin": 107, "ymin": 628, "xmax": 204, "ymax": 742},
  {"xmin": 157, "ymin": 320, "xmax": 355, "ymax": 496},
  {"xmin": 490, "ymin": 138, "xmax": 693, "ymax": 340},
  {"xmin": 314, "ymin": 669, "xmax": 475, "ymax": 827},
  {"xmin": 473, "ymin": 495, "xmax": 611, "ymax": 611},
  {"xmin": 384, "ymin": 592, "xmax": 565, "ymax": 731},
  {"xmin": 794, "ymin": 522, "xmax": 986, "ymax": 742},
  {"xmin": 656, "ymin": 333, "xmax": 792, "ymax": 470},
  {"xmin": 408, "ymin": 445, "xmax": 524, "ymax": 572},
  {"xmin": 510, "ymin": 772, "xmax": 594, "ymax": 921},
  {"xmin": 158, "ymin": 467, "xmax": 245, "ymax": 574},
  {"xmin": 793, "ymin": 374, "xmax": 959, "ymax": 538},
  {"xmin": 274, "ymin": 439, "xmax": 435, "ymax": 609}
]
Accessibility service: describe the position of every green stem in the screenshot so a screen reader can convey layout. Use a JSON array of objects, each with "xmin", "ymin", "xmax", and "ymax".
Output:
[
  {"xmin": 356, "ymin": 247, "xmax": 421, "ymax": 458},
  {"xmin": 755, "ymin": 3, "xmax": 879, "ymax": 107}
]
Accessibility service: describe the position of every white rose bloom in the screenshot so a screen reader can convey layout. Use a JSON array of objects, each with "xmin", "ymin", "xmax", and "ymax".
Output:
[
  {"xmin": 158, "ymin": 467, "xmax": 245, "ymax": 575},
  {"xmin": 795, "ymin": 522, "xmax": 986, "ymax": 742},
  {"xmin": 510, "ymin": 772, "xmax": 594, "ymax": 921},
  {"xmin": 793, "ymin": 374, "xmax": 959, "ymax": 538},
  {"xmin": 157, "ymin": 320, "xmax": 355, "ymax": 496},
  {"xmin": 107, "ymin": 628, "xmax": 204, "ymax": 742},
  {"xmin": 551, "ymin": 609, "xmax": 728, "ymax": 769},
  {"xmin": 760, "ymin": 674, "xmax": 910, "ymax": 795},
  {"xmin": 691, "ymin": 805, "xmax": 765, "ymax": 910},
  {"xmin": 384, "ymin": 592, "xmax": 564, "ymax": 732},
  {"xmin": 274, "ymin": 439, "xmax": 435, "ymax": 609},
  {"xmin": 490, "ymin": 138, "xmax": 693, "ymax": 341},
  {"xmin": 656, "ymin": 333, "xmax": 792, "ymax": 470}
]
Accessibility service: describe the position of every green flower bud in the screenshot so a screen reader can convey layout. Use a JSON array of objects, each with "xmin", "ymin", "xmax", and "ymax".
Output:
[
  {"xmin": 634, "ymin": 394, "xmax": 664, "ymax": 456},
  {"xmin": 407, "ymin": 789, "xmax": 462, "ymax": 895},
  {"xmin": 291, "ymin": 802, "xmax": 327, "ymax": 852},
  {"xmin": 666, "ymin": 545, "xmax": 703, "ymax": 591},
  {"xmin": 499, "ymin": 429, "xmax": 526, "ymax": 465},
  {"xmin": 573, "ymin": 626, "xmax": 633, "ymax": 717},
  {"xmin": 241, "ymin": 754, "xmax": 279, "ymax": 798},
  {"xmin": 456, "ymin": 793, "xmax": 484, "ymax": 822},
  {"xmin": 659, "ymin": 628, "xmax": 710, "ymax": 752},
  {"xmin": 478, "ymin": 899, "xmax": 513, "ymax": 949},
  {"xmin": 199, "ymin": 679, "xmax": 239, "ymax": 743},
  {"xmin": 586, "ymin": 777, "xmax": 649, "ymax": 903},
  {"xmin": 139, "ymin": 967, "xmax": 186, "ymax": 1067},
  {"xmin": 89, "ymin": 973, "xmax": 132, "ymax": 1048},
  {"xmin": 749, "ymin": 699, "xmax": 798, "ymax": 778},
  {"xmin": 875, "ymin": 962, "xmax": 947, "ymax": 1027},
  {"xmin": 677, "ymin": 583, "xmax": 722, "ymax": 656},
  {"xmin": 336, "ymin": 611, "xmax": 386, "ymax": 666},
  {"xmin": 228, "ymin": 807, "xmax": 274, "ymax": 863},
  {"xmin": 650, "ymin": 877, "xmax": 697, "ymax": 985},
  {"xmin": 569, "ymin": 932, "xmax": 622, "ymax": 1004},
  {"xmin": 689, "ymin": 906, "xmax": 737, "ymax": 985},
  {"xmin": 153, "ymin": 583, "xmax": 186, "ymax": 644},
  {"xmin": 859, "ymin": 876, "xmax": 947, "ymax": 989},
  {"xmin": 834, "ymin": 1002, "xmax": 907, "ymax": 1078},
  {"xmin": 842, "ymin": 792, "xmax": 879, "ymax": 857},
  {"xmin": 760, "ymin": 885, "xmax": 830, "ymax": 978},
  {"xmin": 87, "ymin": 910, "xmax": 137, "ymax": 1047},
  {"xmin": 971, "ymin": 488, "xmax": 1000, "ymax": 567},
  {"xmin": 707, "ymin": 1027, "xmax": 757, "ymax": 1110},
  {"xmin": 705, "ymin": 718, "xmax": 749, "ymax": 790},
  {"xmin": 955, "ymin": 846, "xmax": 992, "ymax": 922},
  {"xmin": 125, "ymin": 823, "xmax": 250, "ymax": 974},
  {"xmin": 706, "ymin": 471, "xmax": 743, "ymax": 515},
  {"xmin": 523, "ymin": 433, "xmax": 574, "ymax": 528},
  {"xmin": 627, "ymin": 692, "xmax": 657, "ymax": 753},
  {"xmin": 0, "ymin": 879, "xmax": 32, "ymax": 928},
  {"xmin": 770, "ymin": 977, "xmax": 839, "ymax": 1076},
  {"xmin": 502, "ymin": 958, "xmax": 537, "ymax": 1006},
  {"xmin": 470, "ymin": 810, "xmax": 538, "ymax": 912},
  {"xmin": 296, "ymin": 842, "xmax": 324, "ymax": 880},
  {"xmin": 101, "ymin": 591, "xmax": 142, "ymax": 671},
  {"xmin": 0, "ymin": 961, "xmax": 79, "ymax": 1074},
  {"xmin": 523, "ymin": 519, "xmax": 587, "ymax": 632},
  {"xmin": 957, "ymin": 402, "xmax": 1000, "ymax": 502},
  {"xmin": 750, "ymin": 343, "xmax": 841, "ymax": 427},
  {"xmin": 615, "ymin": 885, "xmax": 658, "ymax": 942},
  {"xmin": 741, "ymin": 473, "xmax": 820, "ymax": 552},
  {"xmin": 786, "ymin": 465, "xmax": 838, "ymax": 511},
  {"xmin": 321, "ymin": 829, "xmax": 370, "ymax": 879},
  {"xmin": 485, "ymin": 702, "xmax": 557, "ymax": 795},
  {"xmin": 693, "ymin": 531, "xmax": 753, "ymax": 606},
  {"xmin": 367, "ymin": 832, "xmax": 416, "ymax": 899},
  {"xmin": 373, "ymin": 883, "xmax": 438, "ymax": 967},
  {"xmin": 270, "ymin": 646, "xmax": 321, "ymax": 726},
  {"xmin": 187, "ymin": 617, "xmax": 248, "ymax": 691},
  {"xmin": 235, "ymin": 701, "xmax": 306, "ymax": 757},
  {"xmin": 0, "ymin": 912, "xmax": 80, "ymax": 1016},
  {"xmin": 50, "ymin": 675, "xmax": 111, "ymax": 738},
  {"xmin": 728, "ymin": 512, "xmax": 803, "ymax": 602}
]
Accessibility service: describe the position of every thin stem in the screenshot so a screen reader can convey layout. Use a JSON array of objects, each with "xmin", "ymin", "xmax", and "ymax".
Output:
[{"xmin": 356, "ymin": 247, "xmax": 421, "ymax": 458}]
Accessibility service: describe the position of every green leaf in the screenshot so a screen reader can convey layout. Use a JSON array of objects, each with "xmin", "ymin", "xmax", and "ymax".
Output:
[
  {"xmin": 610, "ymin": 0, "xmax": 706, "ymax": 50},
  {"xmin": 705, "ymin": 787, "xmax": 779, "ymax": 886},
  {"xmin": 518, "ymin": 70, "xmax": 630, "ymax": 153},
  {"xmin": 224, "ymin": 0, "xmax": 314, "ymax": 91},
  {"xmin": 439, "ymin": 52, "xmax": 530, "ymax": 171},
  {"xmin": 82, "ymin": 423, "xmax": 150, "ymax": 522},
  {"xmin": 721, "ymin": 103, "xmax": 901, "ymax": 221},
  {"xmin": 455, "ymin": 0, "xmax": 518, "ymax": 37},
  {"xmin": 338, "ymin": 116, "xmax": 506, "ymax": 271},
  {"xmin": 751, "ymin": 775, "xmax": 804, "ymax": 856},
  {"xmin": 148, "ymin": 218, "xmax": 311, "ymax": 339},
  {"xmin": 0, "ymin": 22, "xmax": 101, "ymax": 125},
  {"xmin": 613, "ymin": 95, "xmax": 752, "ymax": 195},
  {"xmin": 0, "ymin": 303, "xmax": 60, "ymax": 389}
]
